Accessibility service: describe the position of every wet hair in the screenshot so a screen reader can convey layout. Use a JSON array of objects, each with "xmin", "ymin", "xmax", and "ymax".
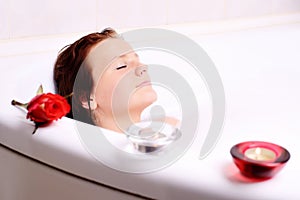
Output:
[{"xmin": 53, "ymin": 28, "xmax": 117, "ymax": 124}]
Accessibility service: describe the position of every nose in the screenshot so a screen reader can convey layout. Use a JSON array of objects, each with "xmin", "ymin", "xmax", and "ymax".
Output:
[{"xmin": 135, "ymin": 65, "xmax": 148, "ymax": 77}]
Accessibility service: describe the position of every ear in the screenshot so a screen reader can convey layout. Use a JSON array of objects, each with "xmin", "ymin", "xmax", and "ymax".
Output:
[{"xmin": 81, "ymin": 95, "xmax": 97, "ymax": 110}]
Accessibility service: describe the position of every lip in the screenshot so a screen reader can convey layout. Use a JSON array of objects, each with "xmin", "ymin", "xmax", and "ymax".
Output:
[{"xmin": 136, "ymin": 81, "xmax": 151, "ymax": 88}]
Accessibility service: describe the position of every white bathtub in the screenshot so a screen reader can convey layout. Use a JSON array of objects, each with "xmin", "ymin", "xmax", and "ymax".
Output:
[{"xmin": 1, "ymin": 19, "xmax": 300, "ymax": 200}]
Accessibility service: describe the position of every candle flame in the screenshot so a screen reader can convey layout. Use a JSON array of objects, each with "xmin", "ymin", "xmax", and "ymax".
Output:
[{"xmin": 255, "ymin": 147, "xmax": 261, "ymax": 155}]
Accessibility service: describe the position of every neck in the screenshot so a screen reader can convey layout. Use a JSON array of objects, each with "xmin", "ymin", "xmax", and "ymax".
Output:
[{"xmin": 95, "ymin": 111, "xmax": 141, "ymax": 133}]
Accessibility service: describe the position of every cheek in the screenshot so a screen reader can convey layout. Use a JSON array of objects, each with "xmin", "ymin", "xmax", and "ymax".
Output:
[
  {"xmin": 95, "ymin": 72, "xmax": 135, "ymax": 110},
  {"xmin": 111, "ymin": 71, "xmax": 137, "ymax": 104},
  {"xmin": 95, "ymin": 75, "xmax": 117, "ymax": 107}
]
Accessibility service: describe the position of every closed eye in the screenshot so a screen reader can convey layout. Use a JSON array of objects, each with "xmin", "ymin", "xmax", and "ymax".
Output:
[{"xmin": 116, "ymin": 65, "xmax": 127, "ymax": 70}]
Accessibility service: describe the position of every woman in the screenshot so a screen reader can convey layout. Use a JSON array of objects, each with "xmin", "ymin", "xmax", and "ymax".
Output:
[{"xmin": 54, "ymin": 28, "xmax": 164, "ymax": 133}]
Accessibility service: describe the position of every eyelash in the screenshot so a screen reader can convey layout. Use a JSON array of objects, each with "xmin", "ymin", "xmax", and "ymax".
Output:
[{"xmin": 116, "ymin": 65, "xmax": 127, "ymax": 70}]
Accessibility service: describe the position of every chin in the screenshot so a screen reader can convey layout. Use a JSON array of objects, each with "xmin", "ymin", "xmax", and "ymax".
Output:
[
  {"xmin": 129, "ymin": 86, "xmax": 157, "ymax": 111},
  {"xmin": 141, "ymin": 85, "xmax": 157, "ymax": 104}
]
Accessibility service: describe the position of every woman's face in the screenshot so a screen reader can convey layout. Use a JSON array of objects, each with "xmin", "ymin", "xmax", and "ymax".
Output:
[{"xmin": 89, "ymin": 40, "xmax": 157, "ymax": 125}]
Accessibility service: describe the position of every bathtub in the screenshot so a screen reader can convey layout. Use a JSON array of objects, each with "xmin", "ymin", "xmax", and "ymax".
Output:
[{"xmin": 1, "ymin": 19, "xmax": 300, "ymax": 200}]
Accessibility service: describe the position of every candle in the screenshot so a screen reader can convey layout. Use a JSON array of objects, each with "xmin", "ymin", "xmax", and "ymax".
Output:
[
  {"xmin": 230, "ymin": 141, "xmax": 291, "ymax": 179},
  {"xmin": 244, "ymin": 147, "xmax": 276, "ymax": 161}
]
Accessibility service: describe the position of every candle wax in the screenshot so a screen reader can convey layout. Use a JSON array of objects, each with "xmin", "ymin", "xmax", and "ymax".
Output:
[{"xmin": 244, "ymin": 147, "xmax": 276, "ymax": 161}]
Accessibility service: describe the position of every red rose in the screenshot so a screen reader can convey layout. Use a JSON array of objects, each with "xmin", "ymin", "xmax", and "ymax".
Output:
[
  {"xmin": 11, "ymin": 85, "xmax": 72, "ymax": 134},
  {"xmin": 26, "ymin": 93, "xmax": 70, "ymax": 123}
]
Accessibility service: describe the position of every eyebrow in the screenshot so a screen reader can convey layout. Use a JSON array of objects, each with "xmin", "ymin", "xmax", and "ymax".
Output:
[{"xmin": 120, "ymin": 52, "xmax": 139, "ymax": 58}]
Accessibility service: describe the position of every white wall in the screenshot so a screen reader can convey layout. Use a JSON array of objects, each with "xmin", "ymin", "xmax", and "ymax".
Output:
[{"xmin": 1, "ymin": 0, "xmax": 300, "ymax": 40}]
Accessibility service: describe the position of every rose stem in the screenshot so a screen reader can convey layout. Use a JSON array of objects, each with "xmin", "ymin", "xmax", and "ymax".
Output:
[
  {"xmin": 32, "ymin": 124, "xmax": 39, "ymax": 135},
  {"xmin": 11, "ymin": 100, "xmax": 28, "ymax": 109}
]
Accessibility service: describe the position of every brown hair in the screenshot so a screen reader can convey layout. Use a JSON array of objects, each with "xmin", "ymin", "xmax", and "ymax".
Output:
[{"xmin": 53, "ymin": 28, "xmax": 117, "ymax": 124}]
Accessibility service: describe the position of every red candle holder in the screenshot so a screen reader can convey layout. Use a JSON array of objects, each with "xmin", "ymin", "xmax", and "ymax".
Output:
[{"xmin": 230, "ymin": 141, "xmax": 290, "ymax": 179}]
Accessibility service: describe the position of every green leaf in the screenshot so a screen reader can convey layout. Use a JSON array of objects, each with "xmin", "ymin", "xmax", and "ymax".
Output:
[{"xmin": 36, "ymin": 84, "xmax": 43, "ymax": 95}]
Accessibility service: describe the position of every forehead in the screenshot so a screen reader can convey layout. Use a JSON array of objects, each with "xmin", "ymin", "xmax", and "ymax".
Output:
[
  {"xmin": 81, "ymin": 37, "xmax": 133, "ymax": 80},
  {"xmin": 87, "ymin": 37, "xmax": 133, "ymax": 64}
]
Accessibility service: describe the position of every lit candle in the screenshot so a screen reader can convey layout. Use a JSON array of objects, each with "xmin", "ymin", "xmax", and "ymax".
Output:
[
  {"xmin": 231, "ymin": 141, "xmax": 290, "ymax": 178},
  {"xmin": 244, "ymin": 147, "xmax": 276, "ymax": 161}
]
